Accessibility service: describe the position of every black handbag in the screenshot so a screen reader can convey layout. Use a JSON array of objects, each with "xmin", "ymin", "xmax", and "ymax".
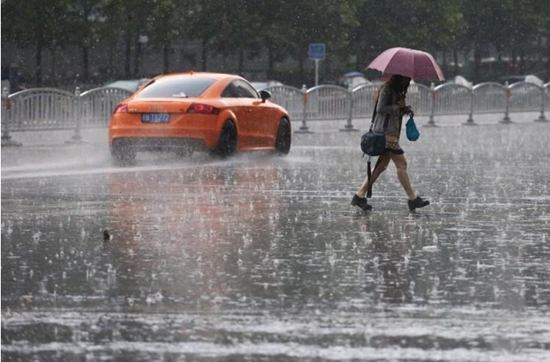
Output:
[
  {"xmin": 361, "ymin": 130, "xmax": 385, "ymax": 157},
  {"xmin": 360, "ymin": 98, "xmax": 389, "ymax": 157}
]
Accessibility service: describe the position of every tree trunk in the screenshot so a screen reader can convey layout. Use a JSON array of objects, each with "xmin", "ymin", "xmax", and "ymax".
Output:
[
  {"xmin": 473, "ymin": 43, "xmax": 482, "ymax": 83},
  {"xmin": 453, "ymin": 48, "xmax": 459, "ymax": 75},
  {"xmin": 134, "ymin": 30, "xmax": 142, "ymax": 77},
  {"xmin": 519, "ymin": 49, "xmax": 526, "ymax": 74},
  {"xmin": 356, "ymin": 41, "xmax": 368, "ymax": 73},
  {"xmin": 35, "ymin": 40, "xmax": 43, "ymax": 87},
  {"xmin": 298, "ymin": 54, "xmax": 306, "ymax": 87},
  {"xmin": 201, "ymin": 39, "xmax": 207, "ymax": 71},
  {"xmin": 82, "ymin": 45, "xmax": 89, "ymax": 82},
  {"xmin": 360, "ymin": 53, "xmax": 368, "ymax": 72},
  {"xmin": 267, "ymin": 48, "xmax": 275, "ymax": 79},
  {"xmin": 50, "ymin": 47, "xmax": 57, "ymax": 86},
  {"xmin": 163, "ymin": 43, "xmax": 170, "ymax": 74},
  {"xmin": 108, "ymin": 40, "xmax": 115, "ymax": 78},
  {"xmin": 238, "ymin": 49, "xmax": 244, "ymax": 76},
  {"xmin": 124, "ymin": 29, "xmax": 132, "ymax": 78},
  {"xmin": 298, "ymin": 49, "xmax": 304, "ymax": 73},
  {"xmin": 82, "ymin": 9, "xmax": 90, "ymax": 82},
  {"xmin": 510, "ymin": 49, "xmax": 517, "ymax": 74}
]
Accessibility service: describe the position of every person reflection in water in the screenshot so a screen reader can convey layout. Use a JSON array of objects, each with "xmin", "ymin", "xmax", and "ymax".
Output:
[
  {"xmin": 351, "ymin": 74, "xmax": 429, "ymax": 211},
  {"xmin": 373, "ymin": 239, "xmax": 411, "ymax": 304}
]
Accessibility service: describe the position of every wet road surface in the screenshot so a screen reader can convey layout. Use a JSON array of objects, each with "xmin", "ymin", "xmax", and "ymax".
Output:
[{"xmin": 2, "ymin": 117, "xmax": 550, "ymax": 361}]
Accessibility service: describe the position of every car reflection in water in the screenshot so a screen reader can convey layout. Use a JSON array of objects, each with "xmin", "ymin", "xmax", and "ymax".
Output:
[{"xmin": 106, "ymin": 160, "xmax": 285, "ymax": 310}]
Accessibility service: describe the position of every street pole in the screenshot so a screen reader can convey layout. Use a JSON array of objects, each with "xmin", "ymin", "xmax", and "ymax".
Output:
[
  {"xmin": 309, "ymin": 43, "xmax": 325, "ymax": 87},
  {"xmin": 315, "ymin": 60, "xmax": 319, "ymax": 87}
]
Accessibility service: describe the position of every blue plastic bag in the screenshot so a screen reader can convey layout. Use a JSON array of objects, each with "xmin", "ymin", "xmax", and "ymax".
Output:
[{"xmin": 406, "ymin": 116, "xmax": 420, "ymax": 141}]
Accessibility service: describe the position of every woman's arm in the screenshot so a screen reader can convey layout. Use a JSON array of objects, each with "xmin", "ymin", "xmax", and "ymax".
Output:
[{"xmin": 376, "ymin": 85, "xmax": 400, "ymax": 115}]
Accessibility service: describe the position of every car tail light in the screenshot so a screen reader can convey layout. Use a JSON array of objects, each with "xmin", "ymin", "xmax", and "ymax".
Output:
[
  {"xmin": 114, "ymin": 103, "xmax": 128, "ymax": 114},
  {"xmin": 187, "ymin": 103, "xmax": 220, "ymax": 115}
]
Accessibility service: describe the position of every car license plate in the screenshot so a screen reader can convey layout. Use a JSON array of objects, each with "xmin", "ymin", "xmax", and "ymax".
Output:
[{"xmin": 142, "ymin": 113, "xmax": 170, "ymax": 123}]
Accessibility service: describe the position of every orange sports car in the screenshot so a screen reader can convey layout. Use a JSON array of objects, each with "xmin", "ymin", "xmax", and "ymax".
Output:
[{"xmin": 108, "ymin": 72, "xmax": 291, "ymax": 163}]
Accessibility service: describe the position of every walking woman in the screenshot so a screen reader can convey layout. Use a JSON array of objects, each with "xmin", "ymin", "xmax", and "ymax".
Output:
[{"xmin": 351, "ymin": 74, "xmax": 429, "ymax": 211}]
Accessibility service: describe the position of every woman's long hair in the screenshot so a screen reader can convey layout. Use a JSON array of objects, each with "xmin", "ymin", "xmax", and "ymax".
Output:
[{"xmin": 388, "ymin": 74, "xmax": 410, "ymax": 97}]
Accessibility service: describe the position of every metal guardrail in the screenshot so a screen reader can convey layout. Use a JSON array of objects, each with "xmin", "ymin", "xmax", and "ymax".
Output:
[
  {"xmin": 1, "ymin": 86, "xmax": 132, "ymax": 145},
  {"xmin": 1, "ymin": 82, "xmax": 548, "ymax": 145},
  {"xmin": 80, "ymin": 87, "xmax": 134, "ymax": 128}
]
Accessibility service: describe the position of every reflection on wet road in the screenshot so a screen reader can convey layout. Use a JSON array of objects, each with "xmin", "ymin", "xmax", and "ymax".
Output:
[{"xmin": 2, "ymin": 122, "xmax": 550, "ymax": 361}]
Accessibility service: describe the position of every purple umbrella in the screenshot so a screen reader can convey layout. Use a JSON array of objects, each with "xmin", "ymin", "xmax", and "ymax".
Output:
[{"xmin": 367, "ymin": 47, "xmax": 445, "ymax": 81}]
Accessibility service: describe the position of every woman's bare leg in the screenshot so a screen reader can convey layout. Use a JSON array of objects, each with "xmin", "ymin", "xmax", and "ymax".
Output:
[
  {"xmin": 356, "ymin": 153, "xmax": 391, "ymax": 197},
  {"xmin": 390, "ymin": 153, "xmax": 417, "ymax": 200}
]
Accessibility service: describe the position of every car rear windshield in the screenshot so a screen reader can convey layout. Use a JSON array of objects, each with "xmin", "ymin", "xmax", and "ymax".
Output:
[{"xmin": 135, "ymin": 77, "xmax": 216, "ymax": 98}]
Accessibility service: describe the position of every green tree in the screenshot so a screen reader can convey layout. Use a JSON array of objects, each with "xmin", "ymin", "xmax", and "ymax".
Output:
[
  {"xmin": 412, "ymin": 0, "xmax": 465, "ymax": 74},
  {"xmin": 460, "ymin": 0, "xmax": 492, "ymax": 82},
  {"xmin": 281, "ymin": 0, "xmax": 359, "ymax": 83},
  {"xmin": 2, "ymin": 0, "xmax": 548, "ymax": 86},
  {"xmin": 99, "ymin": 0, "xmax": 156, "ymax": 78},
  {"xmin": 93, "ymin": 0, "xmax": 126, "ymax": 79},
  {"xmin": 1, "ymin": 0, "xmax": 72, "ymax": 86},
  {"xmin": 495, "ymin": 0, "xmax": 541, "ymax": 74},
  {"xmin": 187, "ymin": 0, "xmax": 221, "ymax": 71},
  {"xmin": 68, "ymin": 0, "xmax": 105, "ymax": 82},
  {"xmin": 535, "ymin": 2, "xmax": 550, "ymax": 79},
  {"xmin": 149, "ymin": 0, "xmax": 190, "ymax": 74},
  {"xmin": 255, "ymin": 0, "xmax": 295, "ymax": 78},
  {"xmin": 187, "ymin": 0, "xmax": 262, "ymax": 74},
  {"xmin": 352, "ymin": 0, "xmax": 464, "ymax": 79}
]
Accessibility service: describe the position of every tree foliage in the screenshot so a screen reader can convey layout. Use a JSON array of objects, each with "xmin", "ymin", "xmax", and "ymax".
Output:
[
  {"xmin": 1, "ymin": 0, "xmax": 548, "ymax": 86},
  {"xmin": 2, "ymin": 0, "xmax": 73, "ymax": 85}
]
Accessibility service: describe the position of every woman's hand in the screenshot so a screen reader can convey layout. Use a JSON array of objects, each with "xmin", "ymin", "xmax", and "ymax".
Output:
[
  {"xmin": 400, "ymin": 105, "xmax": 414, "ymax": 116},
  {"xmin": 398, "ymin": 95, "xmax": 413, "ymax": 116}
]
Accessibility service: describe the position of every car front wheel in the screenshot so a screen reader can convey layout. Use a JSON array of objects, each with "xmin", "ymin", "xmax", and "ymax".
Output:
[{"xmin": 275, "ymin": 118, "xmax": 291, "ymax": 155}]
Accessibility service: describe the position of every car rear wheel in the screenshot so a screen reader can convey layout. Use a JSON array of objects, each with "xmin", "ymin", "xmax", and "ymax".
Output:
[
  {"xmin": 275, "ymin": 118, "xmax": 291, "ymax": 155},
  {"xmin": 111, "ymin": 139, "xmax": 136, "ymax": 165},
  {"xmin": 213, "ymin": 121, "xmax": 237, "ymax": 157}
]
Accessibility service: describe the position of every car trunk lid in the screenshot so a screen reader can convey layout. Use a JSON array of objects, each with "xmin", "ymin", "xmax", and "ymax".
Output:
[{"xmin": 126, "ymin": 98, "xmax": 195, "ymax": 114}]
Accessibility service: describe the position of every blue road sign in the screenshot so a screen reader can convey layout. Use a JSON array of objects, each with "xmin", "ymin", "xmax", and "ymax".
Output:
[{"xmin": 308, "ymin": 43, "xmax": 326, "ymax": 60}]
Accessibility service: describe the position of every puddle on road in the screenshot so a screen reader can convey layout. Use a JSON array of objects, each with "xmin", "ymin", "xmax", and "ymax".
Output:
[{"xmin": 2, "ymin": 123, "xmax": 550, "ymax": 361}]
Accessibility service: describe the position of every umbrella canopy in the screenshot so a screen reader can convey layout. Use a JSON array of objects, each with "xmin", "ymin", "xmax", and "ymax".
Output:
[{"xmin": 367, "ymin": 47, "xmax": 445, "ymax": 81}]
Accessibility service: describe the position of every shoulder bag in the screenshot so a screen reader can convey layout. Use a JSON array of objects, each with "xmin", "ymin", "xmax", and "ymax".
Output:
[{"xmin": 360, "ymin": 99, "xmax": 390, "ymax": 157}]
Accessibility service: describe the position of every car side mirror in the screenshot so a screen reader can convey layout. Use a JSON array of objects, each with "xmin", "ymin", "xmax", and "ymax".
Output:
[{"xmin": 260, "ymin": 90, "xmax": 271, "ymax": 103}]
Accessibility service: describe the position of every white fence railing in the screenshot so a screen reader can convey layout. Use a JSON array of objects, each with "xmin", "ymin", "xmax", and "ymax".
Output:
[{"xmin": 1, "ymin": 81, "xmax": 548, "ymax": 145}]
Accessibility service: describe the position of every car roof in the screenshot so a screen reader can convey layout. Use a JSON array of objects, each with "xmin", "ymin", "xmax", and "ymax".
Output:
[
  {"xmin": 152, "ymin": 72, "xmax": 241, "ymax": 82},
  {"xmin": 131, "ymin": 72, "xmax": 259, "ymax": 99}
]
